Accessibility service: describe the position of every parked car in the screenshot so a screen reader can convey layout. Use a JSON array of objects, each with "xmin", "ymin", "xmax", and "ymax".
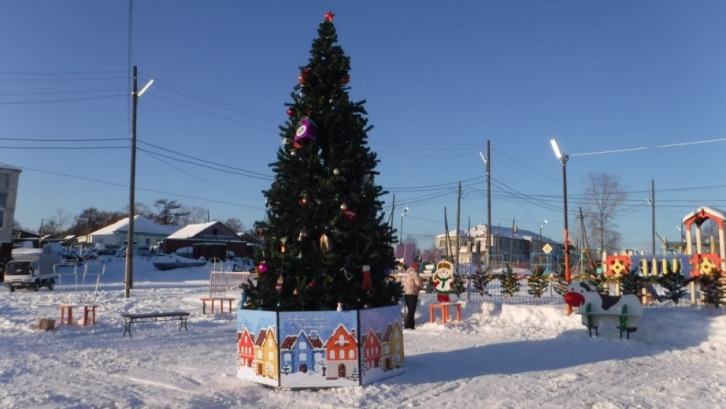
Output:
[{"xmin": 116, "ymin": 244, "xmax": 152, "ymax": 257}]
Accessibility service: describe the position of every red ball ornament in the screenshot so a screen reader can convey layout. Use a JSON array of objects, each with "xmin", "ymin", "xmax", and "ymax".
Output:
[
  {"xmin": 287, "ymin": 108, "xmax": 295, "ymax": 117},
  {"xmin": 343, "ymin": 75, "xmax": 350, "ymax": 84},
  {"xmin": 308, "ymin": 281, "xmax": 315, "ymax": 288},
  {"xmin": 298, "ymin": 75, "xmax": 307, "ymax": 85},
  {"xmin": 343, "ymin": 209, "xmax": 357, "ymax": 223}
]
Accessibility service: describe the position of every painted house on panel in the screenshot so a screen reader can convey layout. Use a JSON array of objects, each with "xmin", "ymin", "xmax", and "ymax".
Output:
[
  {"xmin": 253, "ymin": 327, "xmax": 278, "ymax": 379},
  {"xmin": 361, "ymin": 327, "xmax": 382, "ymax": 371},
  {"xmin": 380, "ymin": 321, "xmax": 404, "ymax": 371},
  {"xmin": 280, "ymin": 331, "xmax": 325, "ymax": 374},
  {"xmin": 324, "ymin": 325, "xmax": 358, "ymax": 380},
  {"xmin": 237, "ymin": 327, "xmax": 255, "ymax": 368},
  {"xmin": 86, "ymin": 215, "xmax": 177, "ymax": 246}
]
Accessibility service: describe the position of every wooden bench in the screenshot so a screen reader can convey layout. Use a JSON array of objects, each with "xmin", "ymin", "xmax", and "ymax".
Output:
[
  {"xmin": 120, "ymin": 311, "xmax": 190, "ymax": 338},
  {"xmin": 580, "ymin": 303, "xmax": 638, "ymax": 339},
  {"xmin": 200, "ymin": 297, "xmax": 236, "ymax": 314},
  {"xmin": 429, "ymin": 302, "xmax": 462, "ymax": 324}
]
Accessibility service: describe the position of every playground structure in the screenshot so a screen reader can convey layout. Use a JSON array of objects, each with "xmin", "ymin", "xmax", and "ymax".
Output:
[
  {"xmin": 601, "ymin": 206, "xmax": 726, "ymax": 305},
  {"xmin": 54, "ymin": 256, "xmax": 105, "ymax": 326}
]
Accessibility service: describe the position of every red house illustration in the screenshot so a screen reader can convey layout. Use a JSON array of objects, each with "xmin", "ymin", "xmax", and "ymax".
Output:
[
  {"xmin": 324, "ymin": 324, "xmax": 358, "ymax": 380},
  {"xmin": 361, "ymin": 327, "xmax": 382, "ymax": 371},
  {"xmin": 237, "ymin": 327, "xmax": 255, "ymax": 368}
]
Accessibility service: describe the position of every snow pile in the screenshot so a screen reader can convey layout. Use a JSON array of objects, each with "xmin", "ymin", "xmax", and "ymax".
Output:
[{"xmin": 2, "ymin": 262, "xmax": 726, "ymax": 408}]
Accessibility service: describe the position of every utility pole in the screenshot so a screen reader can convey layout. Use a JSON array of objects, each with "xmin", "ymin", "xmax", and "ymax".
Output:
[
  {"xmin": 455, "ymin": 181, "xmax": 461, "ymax": 275},
  {"xmin": 125, "ymin": 66, "xmax": 153, "ymax": 299},
  {"xmin": 390, "ymin": 194, "xmax": 396, "ymax": 238},
  {"xmin": 650, "ymin": 179, "xmax": 655, "ymax": 255},
  {"xmin": 125, "ymin": 66, "xmax": 138, "ymax": 299},
  {"xmin": 509, "ymin": 218, "xmax": 515, "ymax": 263},
  {"xmin": 486, "ymin": 141, "xmax": 492, "ymax": 265}
]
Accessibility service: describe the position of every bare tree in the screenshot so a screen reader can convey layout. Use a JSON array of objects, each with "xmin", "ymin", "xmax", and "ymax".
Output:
[
  {"xmin": 224, "ymin": 218, "xmax": 245, "ymax": 233},
  {"xmin": 121, "ymin": 202, "xmax": 155, "ymax": 219},
  {"xmin": 48, "ymin": 208, "xmax": 70, "ymax": 235},
  {"xmin": 177, "ymin": 206, "xmax": 207, "ymax": 225},
  {"xmin": 582, "ymin": 172, "xmax": 627, "ymax": 253}
]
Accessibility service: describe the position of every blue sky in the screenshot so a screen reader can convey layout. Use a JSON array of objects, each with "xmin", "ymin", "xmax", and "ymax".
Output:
[{"xmin": 1, "ymin": 1, "xmax": 725, "ymax": 252}]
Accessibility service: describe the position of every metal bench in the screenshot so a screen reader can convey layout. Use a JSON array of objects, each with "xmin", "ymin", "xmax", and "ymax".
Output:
[{"xmin": 120, "ymin": 311, "xmax": 190, "ymax": 338}]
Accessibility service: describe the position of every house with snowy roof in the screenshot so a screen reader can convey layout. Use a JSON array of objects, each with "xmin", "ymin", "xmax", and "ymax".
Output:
[
  {"xmin": 360, "ymin": 327, "xmax": 382, "ymax": 371},
  {"xmin": 435, "ymin": 223, "xmax": 563, "ymax": 264},
  {"xmin": 380, "ymin": 321, "xmax": 404, "ymax": 371},
  {"xmin": 237, "ymin": 327, "xmax": 255, "ymax": 368},
  {"xmin": 87, "ymin": 215, "xmax": 177, "ymax": 246},
  {"xmin": 324, "ymin": 324, "xmax": 358, "ymax": 380},
  {"xmin": 162, "ymin": 221, "xmax": 251, "ymax": 259},
  {"xmin": 280, "ymin": 330, "xmax": 325, "ymax": 374},
  {"xmin": 253, "ymin": 327, "xmax": 278, "ymax": 379}
]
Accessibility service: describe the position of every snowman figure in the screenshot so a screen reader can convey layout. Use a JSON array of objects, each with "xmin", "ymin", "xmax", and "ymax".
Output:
[{"xmin": 432, "ymin": 260, "xmax": 454, "ymax": 302}]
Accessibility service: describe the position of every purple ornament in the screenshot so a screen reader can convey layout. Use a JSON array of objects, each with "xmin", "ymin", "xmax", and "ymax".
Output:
[
  {"xmin": 294, "ymin": 117, "xmax": 316, "ymax": 144},
  {"xmin": 258, "ymin": 263, "xmax": 268, "ymax": 273}
]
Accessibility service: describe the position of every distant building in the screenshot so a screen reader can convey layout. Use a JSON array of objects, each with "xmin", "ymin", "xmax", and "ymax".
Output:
[
  {"xmin": 435, "ymin": 223, "xmax": 563, "ymax": 264},
  {"xmin": 87, "ymin": 215, "xmax": 178, "ymax": 246},
  {"xmin": 162, "ymin": 221, "xmax": 250, "ymax": 259},
  {"xmin": 0, "ymin": 163, "xmax": 21, "ymax": 244}
]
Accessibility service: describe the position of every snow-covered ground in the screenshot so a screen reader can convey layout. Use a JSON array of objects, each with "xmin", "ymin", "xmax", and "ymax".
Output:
[{"xmin": 1, "ymin": 257, "xmax": 725, "ymax": 408}]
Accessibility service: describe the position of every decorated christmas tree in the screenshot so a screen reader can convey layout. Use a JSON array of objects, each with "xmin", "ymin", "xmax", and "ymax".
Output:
[
  {"xmin": 527, "ymin": 266, "xmax": 549, "ymax": 298},
  {"xmin": 618, "ymin": 267, "xmax": 646, "ymax": 295},
  {"xmin": 659, "ymin": 262, "xmax": 690, "ymax": 304},
  {"xmin": 500, "ymin": 264, "xmax": 520, "ymax": 298},
  {"xmin": 472, "ymin": 266, "xmax": 494, "ymax": 296},
  {"xmin": 699, "ymin": 269, "xmax": 724, "ymax": 309},
  {"xmin": 550, "ymin": 260, "xmax": 569, "ymax": 296},
  {"xmin": 243, "ymin": 12, "xmax": 402, "ymax": 311}
]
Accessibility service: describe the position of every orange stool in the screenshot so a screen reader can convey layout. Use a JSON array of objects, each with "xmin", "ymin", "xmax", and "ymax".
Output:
[
  {"xmin": 59, "ymin": 305, "xmax": 75, "ymax": 325},
  {"xmin": 83, "ymin": 305, "xmax": 98, "ymax": 326},
  {"xmin": 429, "ymin": 303, "xmax": 462, "ymax": 324}
]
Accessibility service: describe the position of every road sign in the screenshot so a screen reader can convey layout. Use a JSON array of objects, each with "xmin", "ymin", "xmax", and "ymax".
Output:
[{"xmin": 542, "ymin": 243, "xmax": 553, "ymax": 254}]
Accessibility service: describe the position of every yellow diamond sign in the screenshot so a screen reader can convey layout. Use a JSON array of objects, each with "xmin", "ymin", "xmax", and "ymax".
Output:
[{"xmin": 542, "ymin": 243, "xmax": 553, "ymax": 254}]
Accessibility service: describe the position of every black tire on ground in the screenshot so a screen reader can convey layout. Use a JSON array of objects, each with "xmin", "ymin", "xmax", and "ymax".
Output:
[
  {"xmin": 33, "ymin": 281, "xmax": 39, "ymax": 292},
  {"xmin": 48, "ymin": 279, "xmax": 54, "ymax": 291},
  {"xmin": 9, "ymin": 286, "xmax": 15, "ymax": 293}
]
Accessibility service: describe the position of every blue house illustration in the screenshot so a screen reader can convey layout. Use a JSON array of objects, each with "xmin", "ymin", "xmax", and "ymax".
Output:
[{"xmin": 280, "ymin": 330, "xmax": 325, "ymax": 374}]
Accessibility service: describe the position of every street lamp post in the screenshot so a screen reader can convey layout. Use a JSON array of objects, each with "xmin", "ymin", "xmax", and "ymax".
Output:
[
  {"xmin": 125, "ymin": 66, "xmax": 153, "ymax": 299},
  {"xmin": 550, "ymin": 139, "xmax": 571, "ymax": 313},
  {"xmin": 400, "ymin": 207, "xmax": 409, "ymax": 244},
  {"xmin": 539, "ymin": 220, "xmax": 547, "ymax": 253}
]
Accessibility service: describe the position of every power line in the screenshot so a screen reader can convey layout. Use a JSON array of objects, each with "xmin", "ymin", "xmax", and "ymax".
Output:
[
  {"xmin": 0, "ymin": 137, "xmax": 126, "ymax": 142},
  {"xmin": 0, "ymin": 94, "xmax": 126, "ymax": 104},
  {"xmin": 0, "ymin": 146, "xmax": 127, "ymax": 150},
  {"xmin": 17, "ymin": 165, "xmax": 265, "ymax": 210},
  {"xmin": 0, "ymin": 71, "xmax": 126, "ymax": 75},
  {"xmin": 0, "ymin": 88, "xmax": 127, "ymax": 96},
  {"xmin": 147, "ymin": 93, "xmax": 278, "ymax": 134},
  {"xmin": 136, "ymin": 147, "xmax": 272, "ymax": 181},
  {"xmin": 0, "ymin": 77, "xmax": 127, "ymax": 82},
  {"xmin": 137, "ymin": 140, "xmax": 272, "ymax": 179}
]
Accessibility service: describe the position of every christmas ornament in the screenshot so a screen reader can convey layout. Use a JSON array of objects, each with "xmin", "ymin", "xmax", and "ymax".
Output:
[
  {"xmin": 341, "ymin": 265, "xmax": 354, "ymax": 281},
  {"xmin": 297, "ymin": 231, "xmax": 307, "ymax": 241},
  {"xmin": 286, "ymin": 107, "xmax": 295, "ymax": 117},
  {"xmin": 293, "ymin": 288, "xmax": 298, "ymax": 296},
  {"xmin": 343, "ymin": 74, "xmax": 350, "ymax": 84},
  {"xmin": 297, "ymin": 252, "xmax": 302, "ymax": 259},
  {"xmin": 340, "ymin": 203, "xmax": 348, "ymax": 210},
  {"xmin": 258, "ymin": 261, "xmax": 268, "ymax": 274},
  {"xmin": 290, "ymin": 149, "xmax": 297, "ymax": 156},
  {"xmin": 294, "ymin": 117, "xmax": 316, "ymax": 145},
  {"xmin": 362, "ymin": 265, "xmax": 372, "ymax": 292},
  {"xmin": 298, "ymin": 74, "xmax": 307, "ymax": 85},
  {"xmin": 324, "ymin": 11, "xmax": 335, "ymax": 21},
  {"xmin": 337, "ymin": 301, "xmax": 343, "ymax": 312},
  {"xmin": 343, "ymin": 209, "xmax": 357, "ymax": 222},
  {"xmin": 308, "ymin": 281, "xmax": 315, "ymax": 288},
  {"xmin": 333, "ymin": 168, "xmax": 340, "ymax": 176},
  {"xmin": 280, "ymin": 237, "xmax": 287, "ymax": 253},
  {"xmin": 320, "ymin": 233, "xmax": 330, "ymax": 251},
  {"xmin": 276, "ymin": 275, "xmax": 284, "ymax": 291},
  {"xmin": 258, "ymin": 230, "xmax": 263, "ymax": 238},
  {"xmin": 299, "ymin": 197, "xmax": 309, "ymax": 206}
]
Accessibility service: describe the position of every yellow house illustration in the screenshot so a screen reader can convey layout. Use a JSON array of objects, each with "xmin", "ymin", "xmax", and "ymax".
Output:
[
  {"xmin": 381, "ymin": 321, "xmax": 405, "ymax": 371},
  {"xmin": 253, "ymin": 327, "xmax": 279, "ymax": 379}
]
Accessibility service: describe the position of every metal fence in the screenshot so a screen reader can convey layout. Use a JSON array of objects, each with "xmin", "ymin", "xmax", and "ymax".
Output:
[{"xmin": 418, "ymin": 278, "xmax": 726, "ymax": 316}]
